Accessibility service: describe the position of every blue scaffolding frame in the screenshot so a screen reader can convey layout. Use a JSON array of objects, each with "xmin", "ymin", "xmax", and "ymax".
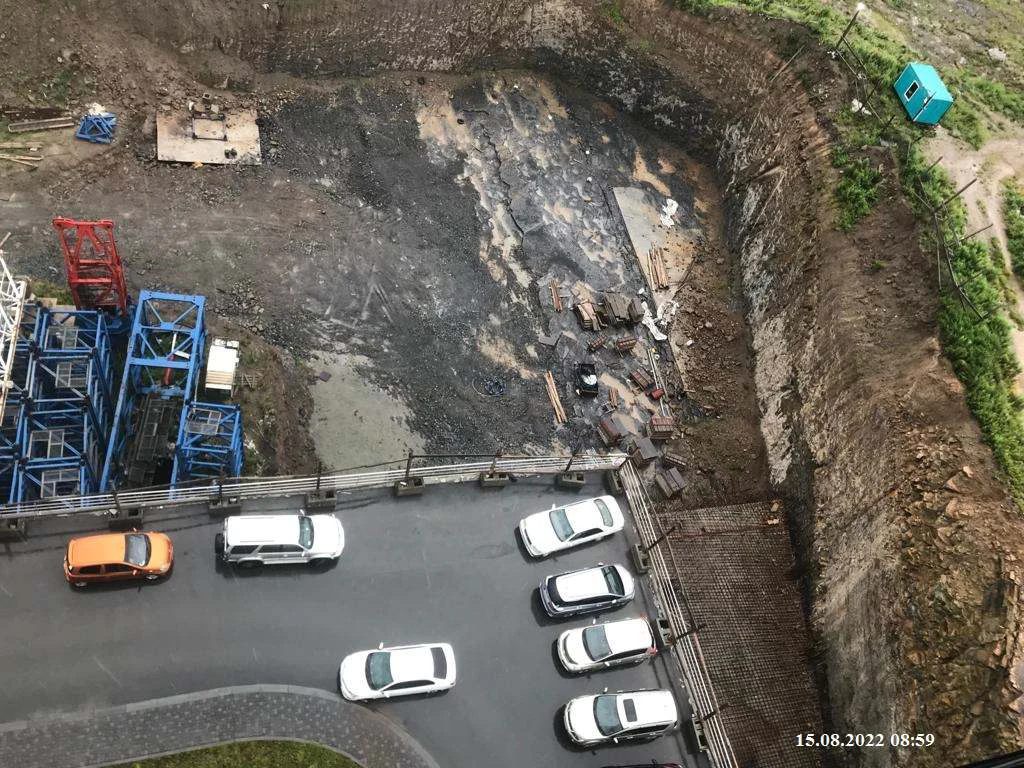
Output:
[
  {"xmin": 100, "ymin": 291, "xmax": 207, "ymax": 491},
  {"xmin": 0, "ymin": 302, "xmax": 42, "ymax": 504},
  {"xmin": 173, "ymin": 401, "xmax": 243, "ymax": 483},
  {"xmin": 6, "ymin": 308, "xmax": 114, "ymax": 502}
]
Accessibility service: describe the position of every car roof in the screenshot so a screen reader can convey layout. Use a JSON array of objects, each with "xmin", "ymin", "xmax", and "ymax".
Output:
[
  {"xmin": 388, "ymin": 645, "xmax": 438, "ymax": 682},
  {"xmin": 618, "ymin": 690, "xmax": 678, "ymax": 726},
  {"xmin": 554, "ymin": 564, "xmax": 630, "ymax": 602},
  {"xmin": 225, "ymin": 515, "xmax": 301, "ymax": 545},
  {"xmin": 67, "ymin": 533, "xmax": 128, "ymax": 567},
  {"xmin": 603, "ymin": 618, "xmax": 654, "ymax": 651}
]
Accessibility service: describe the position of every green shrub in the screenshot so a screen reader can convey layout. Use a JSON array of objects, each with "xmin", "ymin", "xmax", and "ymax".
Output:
[
  {"xmin": 1005, "ymin": 183, "xmax": 1024, "ymax": 281},
  {"xmin": 834, "ymin": 149, "xmax": 882, "ymax": 230}
]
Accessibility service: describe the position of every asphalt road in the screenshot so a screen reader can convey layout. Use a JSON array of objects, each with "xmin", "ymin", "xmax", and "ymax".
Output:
[{"xmin": 0, "ymin": 478, "xmax": 702, "ymax": 768}]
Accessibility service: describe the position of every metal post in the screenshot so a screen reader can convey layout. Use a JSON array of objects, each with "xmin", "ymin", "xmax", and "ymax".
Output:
[
  {"xmin": 489, "ymin": 451, "xmax": 500, "ymax": 475},
  {"xmin": 938, "ymin": 178, "xmax": 977, "ymax": 210},
  {"xmin": 644, "ymin": 523, "xmax": 679, "ymax": 553},
  {"xmin": 217, "ymin": 473, "xmax": 224, "ymax": 502},
  {"xmin": 315, "ymin": 460, "xmax": 323, "ymax": 492},
  {"xmin": 834, "ymin": 10, "xmax": 860, "ymax": 51},
  {"xmin": 563, "ymin": 449, "xmax": 578, "ymax": 474},
  {"xmin": 110, "ymin": 487, "xmax": 123, "ymax": 515},
  {"xmin": 678, "ymin": 622, "xmax": 707, "ymax": 639},
  {"xmin": 924, "ymin": 156, "xmax": 943, "ymax": 175},
  {"xmin": 404, "ymin": 450, "xmax": 414, "ymax": 482}
]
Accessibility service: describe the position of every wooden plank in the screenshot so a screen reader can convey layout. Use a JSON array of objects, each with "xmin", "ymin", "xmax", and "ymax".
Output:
[
  {"xmin": 544, "ymin": 371, "xmax": 567, "ymax": 424},
  {"xmin": 8, "ymin": 117, "xmax": 74, "ymax": 133},
  {"xmin": 549, "ymin": 281, "xmax": 562, "ymax": 312},
  {"xmin": 0, "ymin": 155, "xmax": 36, "ymax": 167}
]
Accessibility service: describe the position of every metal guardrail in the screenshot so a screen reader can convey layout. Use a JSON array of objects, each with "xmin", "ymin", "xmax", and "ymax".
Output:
[
  {"xmin": 619, "ymin": 460, "xmax": 737, "ymax": 768},
  {"xmin": 0, "ymin": 453, "xmax": 628, "ymax": 520}
]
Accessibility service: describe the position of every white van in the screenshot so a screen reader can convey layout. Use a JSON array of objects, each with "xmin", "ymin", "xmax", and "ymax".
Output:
[{"xmin": 216, "ymin": 513, "xmax": 345, "ymax": 568}]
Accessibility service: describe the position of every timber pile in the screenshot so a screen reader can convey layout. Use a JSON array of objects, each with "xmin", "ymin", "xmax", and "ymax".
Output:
[
  {"xmin": 587, "ymin": 333, "xmax": 608, "ymax": 353},
  {"xmin": 549, "ymin": 281, "xmax": 563, "ymax": 312},
  {"xmin": 573, "ymin": 286, "xmax": 602, "ymax": 331},
  {"xmin": 647, "ymin": 414, "xmax": 675, "ymax": 441},
  {"xmin": 614, "ymin": 335, "xmax": 638, "ymax": 353},
  {"xmin": 648, "ymin": 247, "xmax": 670, "ymax": 289},
  {"xmin": 544, "ymin": 370, "xmax": 567, "ymax": 424},
  {"xmin": 655, "ymin": 467, "xmax": 685, "ymax": 499},
  {"xmin": 0, "ymin": 152, "xmax": 42, "ymax": 168},
  {"xmin": 662, "ymin": 451, "xmax": 687, "ymax": 470}
]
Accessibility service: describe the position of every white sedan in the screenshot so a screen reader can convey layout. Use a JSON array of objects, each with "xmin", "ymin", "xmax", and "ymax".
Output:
[
  {"xmin": 557, "ymin": 617, "xmax": 656, "ymax": 673},
  {"xmin": 338, "ymin": 642, "xmax": 456, "ymax": 701},
  {"xmin": 518, "ymin": 495, "xmax": 625, "ymax": 557}
]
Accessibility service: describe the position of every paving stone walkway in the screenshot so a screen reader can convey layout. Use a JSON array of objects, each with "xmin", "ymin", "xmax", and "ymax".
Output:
[{"xmin": 0, "ymin": 685, "xmax": 439, "ymax": 768}]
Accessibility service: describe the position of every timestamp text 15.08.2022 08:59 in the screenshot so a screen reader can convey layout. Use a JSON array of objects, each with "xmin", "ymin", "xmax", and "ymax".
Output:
[{"xmin": 796, "ymin": 733, "xmax": 936, "ymax": 748}]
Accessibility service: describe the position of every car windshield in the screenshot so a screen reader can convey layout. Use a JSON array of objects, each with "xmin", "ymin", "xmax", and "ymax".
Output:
[
  {"xmin": 549, "ymin": 508, "xmax": 574, "ymax": 542},
  {"xmin": 124, "ymin": 534, "xmax": 150, "ymax": 567},
  {"xmin": 365, "ymin": 652, "xmax": 393, "ymax": 690},
  {"xmin": 593, "ymin": 695, "xmax": 623, "ymax": 736},
  {"xmin": 299, "ymin": 516, "xmax": 314, "ymax": 549},
  {"xmin": 595, "ymin": 498, "xmax": 612, "ymax": 527},
  {"xmin": 582, "ymin": 626, "xmax": 612, "ymax": 661},
  {"xmin": 603, "ymin": 567, "xmax": 624, "ymax": 596}
]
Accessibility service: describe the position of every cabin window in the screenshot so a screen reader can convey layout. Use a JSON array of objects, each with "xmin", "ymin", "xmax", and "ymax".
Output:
[{"xmin": 904, "ymin": 81, "xmax": 919, "ymax": 101}]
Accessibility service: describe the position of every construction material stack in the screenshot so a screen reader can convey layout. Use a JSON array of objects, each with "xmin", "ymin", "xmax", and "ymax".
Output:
[
  {"xmin": 100, "ymin": 291, "xmax": 243, "ymax": 491},
  {"xmin": 13, "ymin": 309, "xmax": 114, "ymax": 501}
]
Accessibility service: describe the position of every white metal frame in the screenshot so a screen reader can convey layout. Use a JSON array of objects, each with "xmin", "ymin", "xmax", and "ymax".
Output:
[{"xmin": 0, "ymin": 252, "xmax": 27, "ymax": 425}]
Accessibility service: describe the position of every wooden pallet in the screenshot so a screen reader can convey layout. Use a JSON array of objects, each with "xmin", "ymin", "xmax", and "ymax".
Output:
[{"xmin": 655, "ymin": 467, "xmax": 685, "ymax": 499}]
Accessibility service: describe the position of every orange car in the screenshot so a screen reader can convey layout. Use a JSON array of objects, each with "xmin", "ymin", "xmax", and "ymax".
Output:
[{"xmin": 64, "ymin": 531, "xmax": 174, "ymax": 587}]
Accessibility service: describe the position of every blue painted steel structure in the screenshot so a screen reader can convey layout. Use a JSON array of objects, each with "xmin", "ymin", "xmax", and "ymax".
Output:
[
  {"xmin": 0, "ymin": 302, "xmax": 42, "ymax": 504},
  {"xmin": 895, "ymin": 62, "xmax": 953, "ymax": 126},
  {"xmin": 2, "ymin": 308, "xmax": 115, "ymax": 503},
  {"xmin": 100, "ymin": 291, "xmax": 207, "ymax": 491},
  {"xmin": 174, "ymin": 401, "xmax": 243, "ymax": 482}
]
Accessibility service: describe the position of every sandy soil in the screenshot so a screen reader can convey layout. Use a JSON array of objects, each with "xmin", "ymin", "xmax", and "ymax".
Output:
[{"xmin": 924, "ymin": 128, "xmax": 1024, "ymax": 389}]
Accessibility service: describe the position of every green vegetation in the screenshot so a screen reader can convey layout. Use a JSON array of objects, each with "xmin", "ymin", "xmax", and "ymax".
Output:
[
  {"xmin": 110, "ymin": 740, "xmax": 359, "ymax": 768},
  {"xmin": 604, "ymin": 1, "xmax": 625, "ymax": 24},
  {"xmin": 1005, "ymin": 183, "xmax": 1024, "ymax": 281},
  {"xmin": 29, "ymin": 279, "xmax": 74, "ymax": 304},
  {"xmin": 833, "ymin": 148, "xmax": 882, "ymax": 230},
  {"xmin": 664, "ymin": 0, "xmax": 1024, "ymax": 499}
]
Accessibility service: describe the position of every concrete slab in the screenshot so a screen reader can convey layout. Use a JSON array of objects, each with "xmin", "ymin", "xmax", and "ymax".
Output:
[
  {"xmin": 613, "ymin": 186, "xmax": 696, "ymax": 294},
  {"xmin": 156, "ymin": 110, "xmax": 261, "ymax": 165}
]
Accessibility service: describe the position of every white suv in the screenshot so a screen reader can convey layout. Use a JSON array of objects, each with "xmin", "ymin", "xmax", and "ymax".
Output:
[{"xmin": 216, "ymin": 513, "xmax": 345, "ymax": 568}]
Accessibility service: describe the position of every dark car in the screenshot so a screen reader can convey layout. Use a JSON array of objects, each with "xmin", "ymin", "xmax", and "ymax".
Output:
[
  {"xmin": 574, "ymin": 362, "xmax": 599, "ymax": 397},
  {"xmin": 539, "ymin": 563, "xmax": 635, "ymax": 618}
]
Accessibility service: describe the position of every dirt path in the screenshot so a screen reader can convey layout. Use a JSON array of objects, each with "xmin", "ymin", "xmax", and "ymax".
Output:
[{"xmin": 924, "ymin": 128, "xmax": 1024, "ymax": 389}]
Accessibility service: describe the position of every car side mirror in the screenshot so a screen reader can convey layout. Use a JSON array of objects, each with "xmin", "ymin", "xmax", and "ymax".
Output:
[
  {"xmin": 378, "ymin": 642, "xmax": 385, "ymax": 650},
  {"xmin": 591, "ymin": 618, "xmax": 597, "ymax": 625},
  {"xmin": 612, "ymin": 737, "xmax": 619, "ymax": 744},
  {"xmin": 602, "ymin": 686, "xmax": 608, "ymax": 693}
]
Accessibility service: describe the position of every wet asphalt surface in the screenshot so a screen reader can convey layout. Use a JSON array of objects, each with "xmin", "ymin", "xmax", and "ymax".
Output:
[{"xmin": 0, "ymin": 479, "xmax": 703, "ymax": 768}]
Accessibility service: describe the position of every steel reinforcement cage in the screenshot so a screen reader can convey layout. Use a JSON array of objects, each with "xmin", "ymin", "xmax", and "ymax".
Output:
[
  {"xmin": 100, "ymin": 291, "xmax": 207, "ymax": 491},
  {"xmin": 11, "ymin": 310, "xmax": 114, "ymax": 502},
  {"xmin": 173, "ymin": 401, "xmax": 243, "ymax": 483}
]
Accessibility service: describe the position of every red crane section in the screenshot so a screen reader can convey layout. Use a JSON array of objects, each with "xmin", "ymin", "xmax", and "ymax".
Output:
[{"xmin": 52, "ymin": 218, "xmax": 129, "ymax": 316}]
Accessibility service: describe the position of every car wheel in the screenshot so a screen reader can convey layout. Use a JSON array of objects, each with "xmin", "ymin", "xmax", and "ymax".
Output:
[
  {"xmin": 72, "ymin": 581, "xmax": 87, "ymax": 589},
  {"xmin": 145, "ymin": 573, "xmax": 160, "ymax": 581},
  {"xmin": 214, "ymin": 533, "xmax": 225, "ymax": 555},
  {"xmin": 309, "ymin": 557, "xmax": 333, "ymax": 569},
  {"xmin": 238, "ymin": 560, "xmax": 262, "ymax": 569}
]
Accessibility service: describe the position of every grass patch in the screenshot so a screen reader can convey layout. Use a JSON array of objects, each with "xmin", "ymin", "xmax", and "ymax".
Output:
[
  {"xmin": 109, "ymin": 740, "xmax": 359, "ymax": 768},
  {"xmin": 1005, "ymin": 183, "xmax": 1024, "ymax": 281},
  {"xmin": 29, "ymin": 279, "xmax": 74, "ymax": 304},
  {"xmin": 833, "ymin": 147, "xmax": 882, "ymax": 230}
]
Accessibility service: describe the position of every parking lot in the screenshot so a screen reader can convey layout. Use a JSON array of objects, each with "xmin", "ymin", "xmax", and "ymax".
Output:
[{"xmin": 0, "ymin": 477, "xmax": 699, "ymax": 768}]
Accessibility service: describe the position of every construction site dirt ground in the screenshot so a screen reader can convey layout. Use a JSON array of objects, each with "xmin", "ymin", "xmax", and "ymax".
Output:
[
  {"xmin": 0, "ymin": 72, "xmax": 768, "ymax": 506},
  {"xmin": 6, "ymin": 2, "xmax": 1024, "ymax": 765}
]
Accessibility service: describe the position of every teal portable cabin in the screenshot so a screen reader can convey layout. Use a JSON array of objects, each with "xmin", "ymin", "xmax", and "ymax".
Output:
[{"xmin": 894, "ymin": 62, "xmax": 953, "ymax": 126}]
